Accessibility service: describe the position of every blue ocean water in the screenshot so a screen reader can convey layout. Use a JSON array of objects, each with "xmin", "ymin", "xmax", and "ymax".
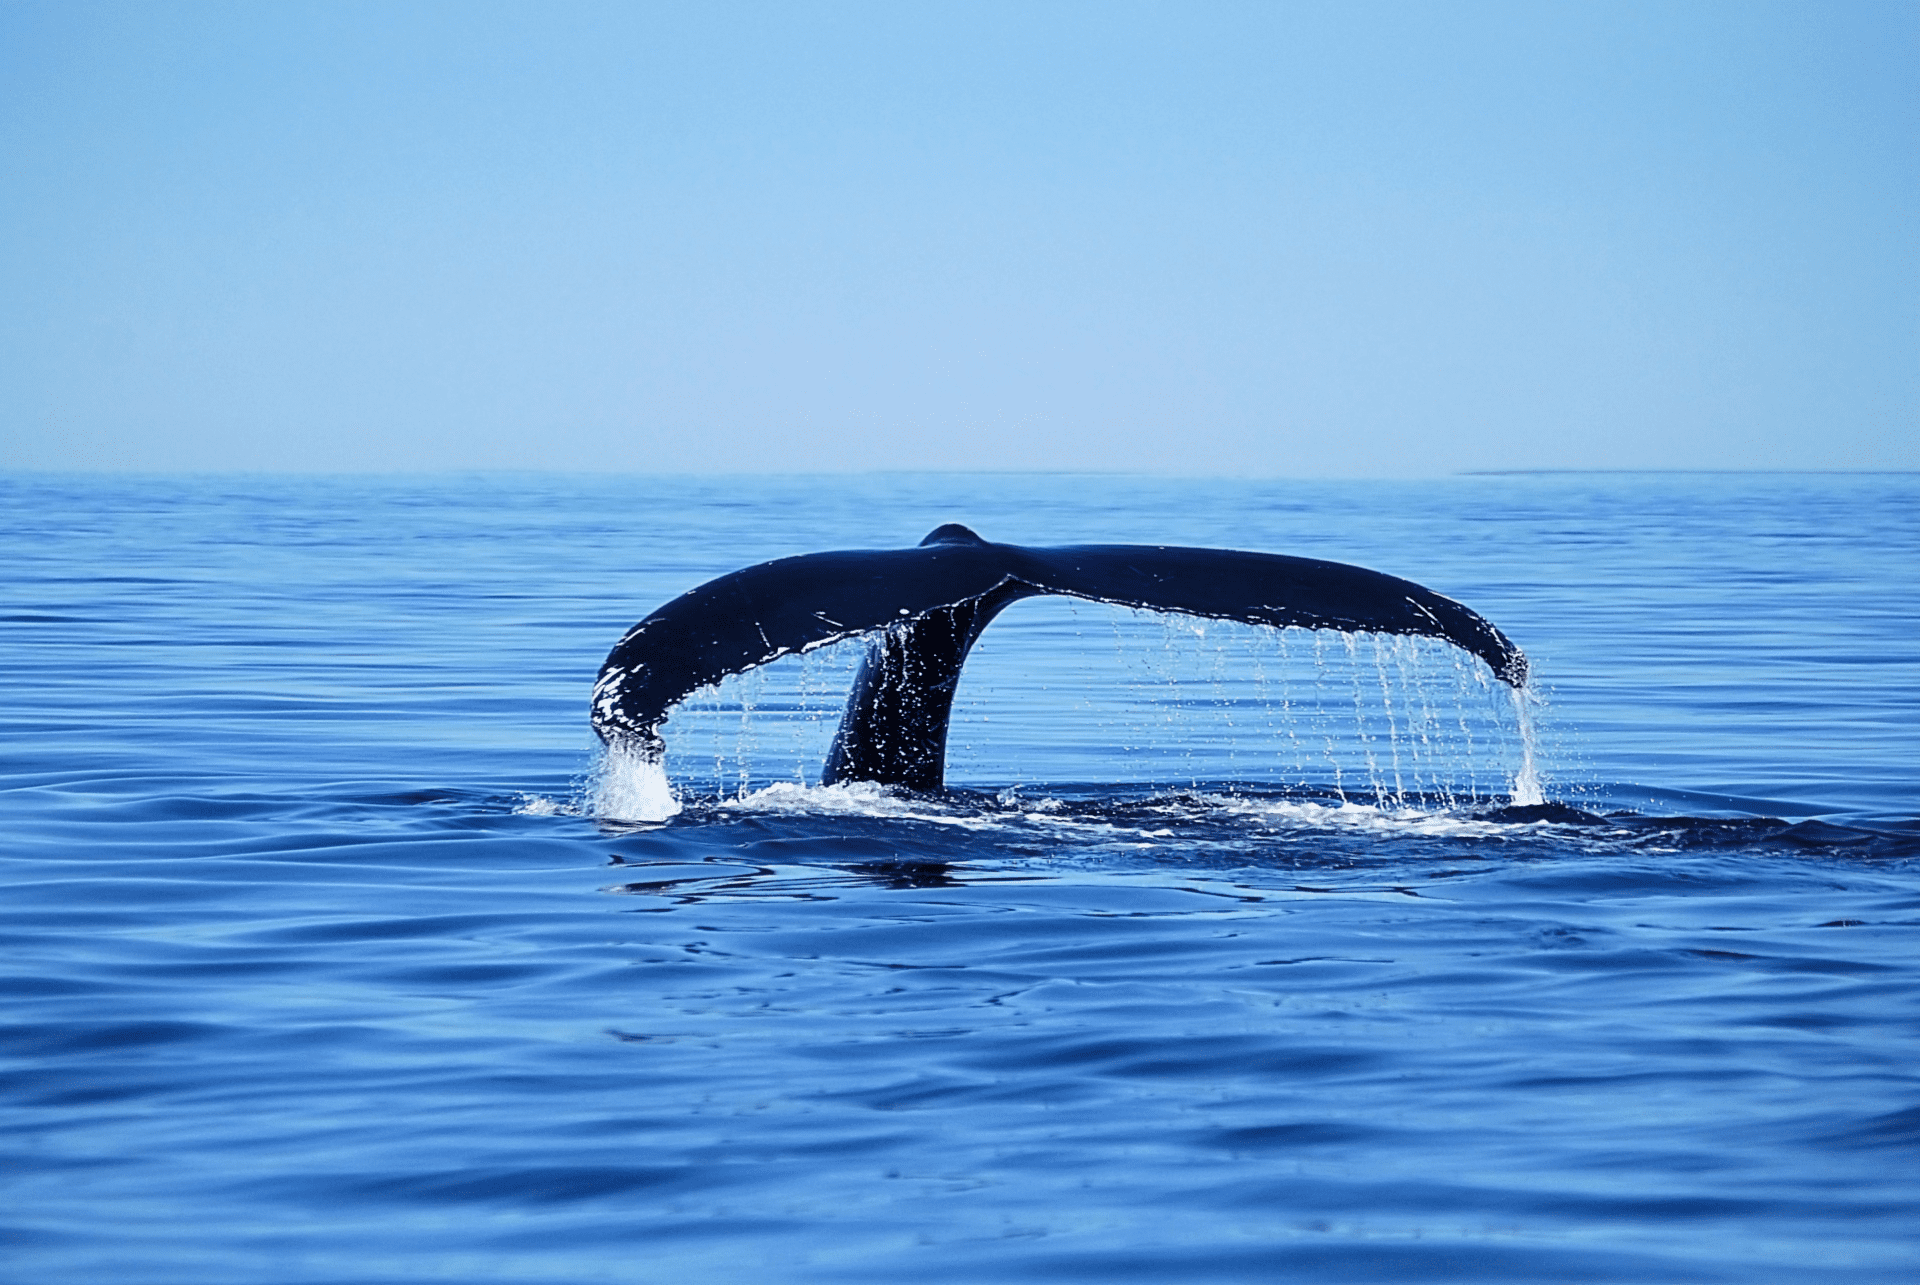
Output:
[{"xmin": 3, "ymin": 472, "xmax": 1916, "ymax": 1283}]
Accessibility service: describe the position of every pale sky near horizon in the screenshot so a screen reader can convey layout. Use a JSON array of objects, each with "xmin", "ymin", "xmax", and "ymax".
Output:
[{"xmin": 1, "ymin": 1, "xmax": 1914, "ymax": 476}]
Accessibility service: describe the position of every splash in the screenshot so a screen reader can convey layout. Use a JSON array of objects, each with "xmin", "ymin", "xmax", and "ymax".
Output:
[{"xmin": 590, "ymin": 744, "xmax": 683, "ymax": 822}]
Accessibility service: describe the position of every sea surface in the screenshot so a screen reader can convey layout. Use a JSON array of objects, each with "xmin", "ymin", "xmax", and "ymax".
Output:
[{"xmin": 3, "ymin": 472, "xmax": 1917, "ymax": 1283}]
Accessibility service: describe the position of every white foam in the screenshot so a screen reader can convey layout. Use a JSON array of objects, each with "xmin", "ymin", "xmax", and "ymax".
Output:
[
  {"xmin": 512, "ymin": 793, "xmax": 575, "ymax": 817},
  {"xmin": 718, "ymin": 780, "xmax": 1001, "ymax": 829},
  {"xmin": 1198, "ymin": 793, "xmax": 1538, "ymax": 839},
  {"xmin": 590, "ymin": 746, "xmax": 683, "ymax": 822},
  {"xmin": 703, "ymin": 778, "xmax": 1548, "ymax": 843}
]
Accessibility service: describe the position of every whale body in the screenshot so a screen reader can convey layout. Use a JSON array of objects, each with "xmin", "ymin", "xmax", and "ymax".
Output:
[{"xmin": 592, "ymin": 524, "xmax": 1527, "ymax": 792}]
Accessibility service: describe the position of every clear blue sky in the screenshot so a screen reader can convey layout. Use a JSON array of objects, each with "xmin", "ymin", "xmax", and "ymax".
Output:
[{"xmin": 2, "ymin": 1, "xmax": 1913, "ymax": 475}]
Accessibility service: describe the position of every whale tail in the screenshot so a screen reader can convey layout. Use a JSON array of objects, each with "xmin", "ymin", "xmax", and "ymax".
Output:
[{"xmin": 593, "ymin": 526, "xmax": 1526, "ymax": 791}]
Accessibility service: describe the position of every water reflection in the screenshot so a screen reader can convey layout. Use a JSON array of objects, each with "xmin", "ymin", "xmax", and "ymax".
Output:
[
  {"xmin": 843, "ymin": 859, "xmax": 966, "ymax": 890},
  {"xmin": 604, "ymin": 854, "xmax": 1002, "ymax": 901}
]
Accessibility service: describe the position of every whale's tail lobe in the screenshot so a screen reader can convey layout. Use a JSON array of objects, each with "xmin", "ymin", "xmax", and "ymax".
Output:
[{"xmin": 593, "ymin": 525, "xmax": 1526, "ymax": 791}]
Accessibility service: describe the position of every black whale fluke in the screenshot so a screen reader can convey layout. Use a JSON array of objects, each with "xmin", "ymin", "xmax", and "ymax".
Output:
[{"xmin": 592, "ymin": 525, "xmax": 1527, "ymax": 791}]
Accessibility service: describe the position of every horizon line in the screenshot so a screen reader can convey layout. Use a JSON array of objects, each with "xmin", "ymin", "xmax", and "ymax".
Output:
[{"xmin": 3, "ymin": 466, "xmax": 1917, "ymax": 480}]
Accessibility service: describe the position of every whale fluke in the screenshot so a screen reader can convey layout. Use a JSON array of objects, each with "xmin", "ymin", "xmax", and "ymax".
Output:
[{"xmin": 593, "ymin": 526, "xmax": 1526, "ymax": 791}]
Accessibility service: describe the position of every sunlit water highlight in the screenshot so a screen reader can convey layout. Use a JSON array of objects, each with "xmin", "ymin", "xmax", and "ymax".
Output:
[{"xmin": 3, "ymin": 472, "xmax": 1917, "ymax": 1284}]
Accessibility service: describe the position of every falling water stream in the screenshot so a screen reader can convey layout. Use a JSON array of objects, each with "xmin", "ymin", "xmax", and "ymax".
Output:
[{"xmin": 602, "ymin": 604, "xmax": 1542, "ymax": 822}]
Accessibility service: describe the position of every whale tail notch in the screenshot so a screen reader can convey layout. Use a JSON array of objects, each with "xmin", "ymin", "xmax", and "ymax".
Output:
[{"xmin": 593, "ymin": 525, "xmax": 1527, "ymax": 792}]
